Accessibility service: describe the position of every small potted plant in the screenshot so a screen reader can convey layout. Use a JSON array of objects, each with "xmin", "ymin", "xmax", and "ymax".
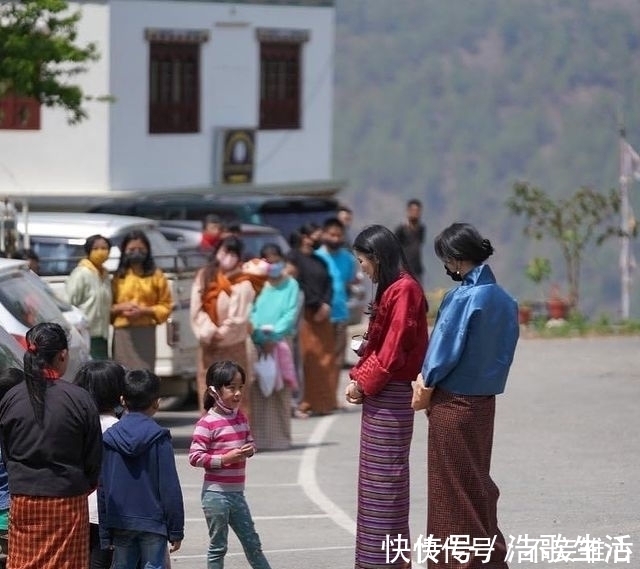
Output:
[{"xmin": 546, "ymin": 283, "xmax": 569, "ymax": 320}]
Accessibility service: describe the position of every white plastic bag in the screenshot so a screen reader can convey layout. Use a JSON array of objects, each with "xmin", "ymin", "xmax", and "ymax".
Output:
[{"xmin": 254, "ymin": 353, "xmax": 278, "ymax": 397}]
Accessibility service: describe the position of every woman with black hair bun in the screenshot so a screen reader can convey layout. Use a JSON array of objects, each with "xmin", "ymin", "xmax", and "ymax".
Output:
[
  {"xmin": 111, "ymin": 230, "xmax": 173, "ymax": 373},
  {"xmin": 420, "ymin": 222, "xmax": 519, "ymax": 569},
  {"xmin": 0, "ymin": 322, "xmax": 102, "ymax": 569}
]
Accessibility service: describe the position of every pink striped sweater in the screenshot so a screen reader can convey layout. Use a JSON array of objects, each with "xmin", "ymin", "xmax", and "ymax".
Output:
[{"xmin": 188, "ymin": 409, "xmax": 255, "ymax": 492}]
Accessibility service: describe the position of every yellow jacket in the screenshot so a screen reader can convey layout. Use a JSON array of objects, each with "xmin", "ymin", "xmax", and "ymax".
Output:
[{"xmin": 111, "ymin": 268, "xmax": 173, "ymax": 328}]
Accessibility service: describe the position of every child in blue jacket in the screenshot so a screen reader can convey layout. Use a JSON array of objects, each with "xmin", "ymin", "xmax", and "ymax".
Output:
[{"xmin": 98, "ymin": 369, "xmax": 184, "ymax": 569}]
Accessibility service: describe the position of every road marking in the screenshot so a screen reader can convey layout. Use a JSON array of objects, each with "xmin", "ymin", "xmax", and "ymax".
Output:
[
  {"xmin": 297, "ymin": 414, "xmax": 357, "ymax": 536},
  {"xmin": 184, "ymin": 513, "xmax": 329, "ymax": 523},
  {"xmin": 173, "ymin": 544, "xmax": 353, "ymax": 560}
]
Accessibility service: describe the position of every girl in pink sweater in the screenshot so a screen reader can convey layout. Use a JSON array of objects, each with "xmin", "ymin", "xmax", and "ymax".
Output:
[{"xmin": 188, "ymin": 361, "xmax": 272, "ymax": 569}]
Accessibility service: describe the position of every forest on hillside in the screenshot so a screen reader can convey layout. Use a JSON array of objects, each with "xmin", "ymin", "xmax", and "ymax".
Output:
[{"xmin": 332, "ymin": 0, "xmax": 640, "ymax": 318}]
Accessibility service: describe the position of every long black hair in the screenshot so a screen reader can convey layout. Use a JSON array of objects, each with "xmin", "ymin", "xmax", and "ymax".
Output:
[
  {"xmin": 433, "ymin": 222, "xmax": 494, "ymax": 265},
  {"xmin": 352, "ymin": 224, "xmax": 416, "ymax": 306},
  {"xmin": 115, "ymin": 230, "xmax": 156, "ymax": 278},
  {"xmin": 23, "ymin": 322, "xmax": 69, "ymax": 426}
]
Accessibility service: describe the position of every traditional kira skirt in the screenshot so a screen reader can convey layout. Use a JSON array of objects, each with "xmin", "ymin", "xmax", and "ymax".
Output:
[
  {"xmin": 427, "ymin": 389, "xmax": 509, "ymax": 569},
  {"xmin": 9, "ymin": 495, "xmax": 89, "ymax": 569},
  {"xmin": 355, "ymin": 380, "xmax": 413, "ymax": 569},
  {"xmin": 112, "ymin": 325, "xmax": 156, "ymax": 372}
]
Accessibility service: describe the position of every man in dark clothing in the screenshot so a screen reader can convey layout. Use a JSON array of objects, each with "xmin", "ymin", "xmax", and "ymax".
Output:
[
  {"xmin": 99, "ymin": 369, "xmax": 184, "ymax": 568},
  {"xmin": 394, "ymin": 198, "xmax": 426, "ymax": 286}
]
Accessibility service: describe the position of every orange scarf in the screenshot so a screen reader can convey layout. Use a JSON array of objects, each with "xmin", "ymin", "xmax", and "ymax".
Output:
[{"xmin": 202, "ymin": 270, "xmax": 267, "ymax": 325}]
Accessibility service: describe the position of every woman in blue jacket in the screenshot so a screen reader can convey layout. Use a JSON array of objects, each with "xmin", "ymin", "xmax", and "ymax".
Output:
[{"xmin": 421, "ymin": 222, "xmax": 519, "ymax": 569}]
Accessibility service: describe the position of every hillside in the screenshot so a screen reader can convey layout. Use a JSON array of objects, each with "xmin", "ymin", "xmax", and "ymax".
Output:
[{"xmin": 333, "ymin": 0, "xmax": 640, "ymax": 317}]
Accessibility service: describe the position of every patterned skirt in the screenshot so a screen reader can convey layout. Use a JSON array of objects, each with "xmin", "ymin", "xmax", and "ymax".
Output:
[
  {"xmin": 9, "ymin": 495, "xmax": 89, "ymax": 569},
  {"xmin": 355, "ymin": 380, "xmax": 414, "ymax": 569},
  {"xmin": 427, "ymin": 389, "xmax": 509, "ymax": 569}
]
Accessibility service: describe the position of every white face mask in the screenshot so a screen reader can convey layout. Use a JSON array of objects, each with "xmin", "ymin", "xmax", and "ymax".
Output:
[{"xmin": 208, "ymin": 386, "xmax": 234, "ymax": 414}]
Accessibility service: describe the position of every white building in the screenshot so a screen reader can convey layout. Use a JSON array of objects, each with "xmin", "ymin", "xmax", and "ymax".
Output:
[{"xmin": 0, "ymin": 0, "xmax": 339, "ymax": 199}]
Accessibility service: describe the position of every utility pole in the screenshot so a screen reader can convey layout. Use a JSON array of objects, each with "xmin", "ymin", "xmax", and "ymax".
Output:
[{"xmin": 619, "ymin": 126, "xmax": 633, "ymax": 320}]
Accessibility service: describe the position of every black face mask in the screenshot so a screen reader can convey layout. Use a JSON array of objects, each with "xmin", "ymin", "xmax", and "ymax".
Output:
[
  {"xmin": 126, "ymin": 251, "xmax": 146, "ymax": 264},
  {"xmin": 445, "ymin": 266, "xmax": 463, "ymax": 282}
]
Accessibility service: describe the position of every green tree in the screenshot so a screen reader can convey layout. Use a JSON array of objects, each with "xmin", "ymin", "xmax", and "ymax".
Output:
[
  {"xmin": 506, "ymin": 181, "xmax": 621, "ymax": 310},
  {"xmin": 0, "ymin": 0, "xmax": 99, "ymax": 123}
]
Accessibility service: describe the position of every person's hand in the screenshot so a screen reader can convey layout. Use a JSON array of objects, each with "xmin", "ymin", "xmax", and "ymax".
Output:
[
  {"xmin": 345, "ymin": 380, "xmax": 363, "ymax": 405},
  {"xmin": 122, "ymin": 304, "xmax": 144, "ymax": 319},
  {"xmin": 223, "ymin": 447, "xmax": 249, "ymax": 464},
  {"xmin": 240, "ymin": 443, "xmax": 255, "ymax": 458},
  {"xmin": 170, "ymin": 540, "xmax": 182, "ymax": 553}
]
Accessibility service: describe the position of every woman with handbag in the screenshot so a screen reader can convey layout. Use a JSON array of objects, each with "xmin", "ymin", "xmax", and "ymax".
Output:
[
  {"xmin": 249, "ymin": 243, "xmax": 300, "ymax": 450},
  {"xmin": 344, "ymin": 224, "xmax": 429, "ymax": 569},
  {"xmin": 420, "ymin": 222, "xmax": 519, "ymax": 569}
]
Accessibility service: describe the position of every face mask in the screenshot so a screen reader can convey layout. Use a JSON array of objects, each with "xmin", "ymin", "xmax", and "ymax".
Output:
[
  {"xmin": 208, "ymin": 385, "xmax": 235, "ymax": 414},
  {"xmin": 268, "ymin": 261, "xmax": 285, "ymax": 279},
  {"xmin": 445, "ymin": 266, "xmax": 463, "ymax": 282},
  {"xmin": 125, "ymin": 250, "xmax": 146, "ymax": 264},
  {"xmin": 325, "ymin": 240, "xmax": 342, "ymax": 251},
  {"xmin": 311, "ymin": 240, "xmax": 322, "ymax": 251},
  {"xmin": 89, "ymin": 249, "xmax": 109, "ymax": 267},
  {"xmin": 217, "ymin": 253, "xmax": 238, "ymax": 272}
]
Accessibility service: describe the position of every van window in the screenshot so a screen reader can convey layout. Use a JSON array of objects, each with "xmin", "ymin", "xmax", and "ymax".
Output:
[
  {"xmin": 0, "ymin": 271, "xmax": 67, "ymax": 329},
  {"xmin": 29, "ymin": 229, "xmax": 185, "ymax": 276}
]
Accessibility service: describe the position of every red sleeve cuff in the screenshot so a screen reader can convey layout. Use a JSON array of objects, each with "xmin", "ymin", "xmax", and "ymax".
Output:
[{"xmin": 350, "ymin": 353, "xmax": 391, "ymax": 396}]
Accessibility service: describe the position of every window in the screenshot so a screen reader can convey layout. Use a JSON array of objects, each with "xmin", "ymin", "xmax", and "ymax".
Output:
[
  {"xmin": 147, "ymin": 29, "xmax": 208, "ymax": 134},
  {"xmin": 0, "ymin": 93, "xmax": 41, "ymax": 130},
  {"xmin": 258, "ymin": 29, "xmax": 309, "ymax": 130}
]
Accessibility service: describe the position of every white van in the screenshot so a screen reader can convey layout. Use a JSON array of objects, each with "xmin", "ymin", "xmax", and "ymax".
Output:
[{"xmin": 16, "ymin": 213, "xmax": 198, "ymax": 406}]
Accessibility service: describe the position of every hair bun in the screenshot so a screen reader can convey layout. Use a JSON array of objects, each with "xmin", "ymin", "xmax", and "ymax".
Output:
[{"xmin": 481, "ymin": 239, "xmax": 494, "ymax": 256}]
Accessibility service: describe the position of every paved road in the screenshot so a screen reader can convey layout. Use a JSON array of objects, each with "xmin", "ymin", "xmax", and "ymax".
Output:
[{"xmin": 158, "ymin": 335, "xmax": 640, "ymax": 568}]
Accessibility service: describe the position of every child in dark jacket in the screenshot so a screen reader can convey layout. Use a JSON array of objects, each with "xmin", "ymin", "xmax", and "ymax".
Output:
[{"xmin": 98, "ymin": 369, "xmax": 184, "ymax": 569}]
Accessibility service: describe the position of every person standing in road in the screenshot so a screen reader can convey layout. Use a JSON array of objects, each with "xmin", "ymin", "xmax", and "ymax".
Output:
[
  {"xmin": 249, "ymin": 243, "xmax": 300, "ymax": 450},
  {"xmin": 315, "ymin": 217, "xmax": 358, "ymax": 409},
  {"xmin": 190, "ymin": 235, "xmax": 259, "ymax": 414},
  {"xmin": 394, "ymin": 198, "xmax": 426, "ymax": 286},
  {"xmin": 344, "ymin": 224, "xmax": 429, "ymax": 569},
  {"xmin": 111, "ymin": 230, "xmax": 173, "ymax": 372},
  {"xmin": 66, "ymin": 234, "xmax": 113, "ymax": 359},
  {"xmin": 420, "ymin": 222, "xmax": 518, "ymax": 569},
  {"xmin": 287, "ymin": 223, "xmax": 336, "ymax": 416},
  {"xmin": 189, "ymin": 360, "xmax": 272, "ymax": 569},
  {"xmin": 73, "ymin": 360, "xmax": 126, "ymax": 569},
  {"xmin": 98, "ymin": 369, "xmax": 184, "ymax": 569},
  {"xmin": 0, "ymin": 322, "xmax": 102, "ymax": 569}
]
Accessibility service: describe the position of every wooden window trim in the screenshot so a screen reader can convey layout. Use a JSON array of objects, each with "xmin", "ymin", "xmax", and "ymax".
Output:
[
  {"xmin": 259, "ymin": 41, "xmax": 302, "ymax": 130},
  {"xmin": 0, "ymin": 94, "xmax": 41, "ymax": 130}
]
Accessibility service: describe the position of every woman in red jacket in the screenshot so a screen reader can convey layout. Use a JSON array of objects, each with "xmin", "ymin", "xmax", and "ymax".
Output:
[{"xmin": 345, "ymin": 224, "xmax": 429, "ymax": 569}]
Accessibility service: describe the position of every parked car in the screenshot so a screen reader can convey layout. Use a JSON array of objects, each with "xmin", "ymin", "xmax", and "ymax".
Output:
[
  {"xmin": 0, "ymin": 323, "xmax": 25, "ymax": 373},
  {"xmin": 88, "ymin": 192, "xmax": 341, "ymax": 243},
  {"xmin": 0, "ymin": 259, "xmax": 90, "ymax": 380},
  {"xmin": 15, "ymin": 213, "xmax": 197, "ymax": 407},
  {"xmin": 156, "ymin": 219, "xmax": 289, "ymax": 258}
]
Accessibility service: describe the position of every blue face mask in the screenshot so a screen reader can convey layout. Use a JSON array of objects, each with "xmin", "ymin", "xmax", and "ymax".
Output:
[{"xmin": 268, "ymin": 261, "xmax": 285, "ymax": 279}]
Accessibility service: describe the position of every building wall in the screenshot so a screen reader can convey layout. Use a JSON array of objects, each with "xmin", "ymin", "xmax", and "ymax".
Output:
[
  {"xmin": 109, "ymin": 0, "xmax": 334, "ymax": 191},
  {"xmin": 0, "ymin": 0, "xmax": 335, "ymax": 196},
  {"xmin": 0, "ymin": 3, "xmax": 111, "ymax": 194}
]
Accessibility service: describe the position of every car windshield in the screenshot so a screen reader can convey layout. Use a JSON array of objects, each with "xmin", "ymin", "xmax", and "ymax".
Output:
[{"xmin": 0, "ymin": 270, "xmax": 68, "ymax": 329}]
